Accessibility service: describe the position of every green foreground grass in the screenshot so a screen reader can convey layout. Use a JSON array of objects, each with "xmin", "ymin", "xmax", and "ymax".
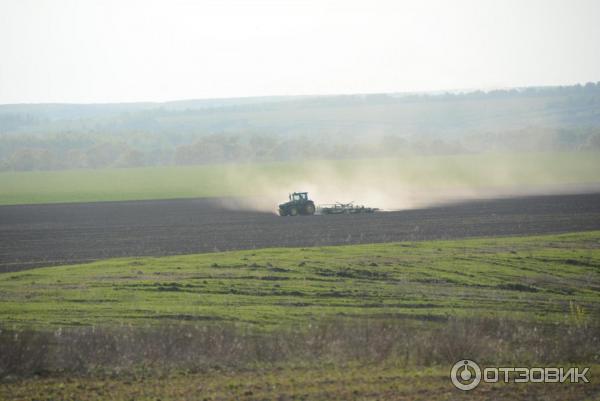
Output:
[
  {"xmin": 2, "ymin": 233, "xmax": 599, "ymax": 401},
  {"xmin": 2, "ymin": 231, "xmax": 599, "ymax": 329},
  {"xmin": 1, "ymin": 151, "xmax": 600, "ymax": 205},
  {"xmin": 3, "ymin": 364, "xmax": 599, "ymax": 401}
]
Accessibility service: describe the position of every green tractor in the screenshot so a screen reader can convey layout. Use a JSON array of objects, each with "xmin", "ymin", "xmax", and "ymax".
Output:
[{"xmin": 278, "ymin": 192, "xmax": 316, "ymax": 216}]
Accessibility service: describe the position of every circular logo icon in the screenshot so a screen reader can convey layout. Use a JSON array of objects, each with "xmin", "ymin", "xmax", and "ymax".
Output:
[{"xmin": 451, "ymin": 359, "xmax": 482, "ymax": 391}]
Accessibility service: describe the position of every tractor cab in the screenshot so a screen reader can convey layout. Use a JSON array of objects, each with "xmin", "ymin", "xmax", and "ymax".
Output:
[{"xmin": 290, "ymin": 192, "xmax": 308, "ymax": 202}]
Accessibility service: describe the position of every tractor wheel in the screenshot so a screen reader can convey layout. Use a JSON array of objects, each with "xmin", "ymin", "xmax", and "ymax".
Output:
[
  {"xmin": 289, "ymin": 207, "xmax": 299, "ymax": 216},
  {"xmin": 279, "ymin": 208, "xmax": 287, "ymax": 216},
  {"xmin": 304, "ymin": 204, "xmax": 315, "ymax": 215}
]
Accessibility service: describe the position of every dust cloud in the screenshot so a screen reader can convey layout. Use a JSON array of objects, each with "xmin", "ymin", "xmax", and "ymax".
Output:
[{"xmin": 215, "ymin": 154, "xmax": 600, "ymax": 214}]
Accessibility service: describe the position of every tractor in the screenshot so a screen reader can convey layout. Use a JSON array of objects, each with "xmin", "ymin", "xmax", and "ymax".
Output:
[{"xmin": 278, "ymin": 192, "xmax": 316, "ymax": 216}]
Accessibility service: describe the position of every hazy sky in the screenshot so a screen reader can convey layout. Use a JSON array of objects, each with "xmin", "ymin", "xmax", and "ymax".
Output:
[{"xmin": 1, "ymin": 0, "xmax": 599, "ymax": 104}]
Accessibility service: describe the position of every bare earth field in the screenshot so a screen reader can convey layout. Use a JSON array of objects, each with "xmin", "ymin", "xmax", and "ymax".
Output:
[{"xmin": 1, "ymin": 192, "xmax": 600, "ymax": 272}]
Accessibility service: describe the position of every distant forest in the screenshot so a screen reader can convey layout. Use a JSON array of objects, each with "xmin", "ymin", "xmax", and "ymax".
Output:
[{"xmin": 1, "ymin": 83, "xmax": 599, "ymax": 171}]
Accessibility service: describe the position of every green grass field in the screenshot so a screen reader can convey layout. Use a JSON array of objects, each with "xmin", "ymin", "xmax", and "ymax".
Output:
[
  {"xmin": 3, "ymin": 364, "xmax": 599, "ymax": 401},
  {"xmin": 1, "ymin": 232, "xmax": 600, "ymax": 400},
  {"xmin": 2, "ymin": 231, "xmax": 599, "ymax": 328},
  {"xmin": 2, "ymin": 232, "xmax": 599, "ymax": 400},
  {"xmin": 1, "ymin": 151, "xmax": 599, "ymax": 205}
]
